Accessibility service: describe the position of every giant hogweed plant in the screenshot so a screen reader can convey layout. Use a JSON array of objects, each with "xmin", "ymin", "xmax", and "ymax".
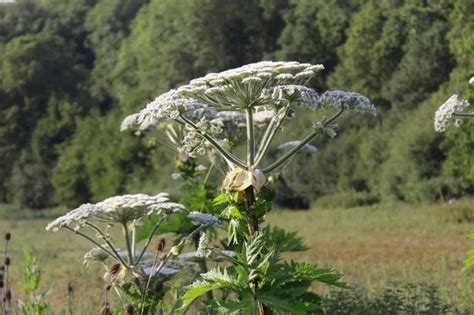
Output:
[
  {"xmin": 121, "ymin": 61, "xmax": 376, "ymax": 314},
  {"xmin": 46, "ymin": 193, "xmax": 225, "ymax": 313}
]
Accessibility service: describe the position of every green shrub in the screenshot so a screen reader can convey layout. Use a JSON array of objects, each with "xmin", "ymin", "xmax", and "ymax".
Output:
[
  {"xmin": 314, "ymin": 191, "xmax": 379, "ymax": 209},
  {"xmin": 322, "ymin": 283, "xmax": 465, "ymax": 315}
]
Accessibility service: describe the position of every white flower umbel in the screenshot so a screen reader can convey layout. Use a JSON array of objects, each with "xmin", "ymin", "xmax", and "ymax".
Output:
[
  {"xmin": 196, "ymin": 233, "xmax": 212, "ymax": 258},
  {"xmin": 125, "ymin": 61, "xmax": 374, "ymax": 192},
  {"xmin": 47, "ymin": 193, "xmax": 186, "ymax": 268},
  {"xmin": 46, "ymin": 203, "xmax": 97, "ymax": 232},
  {"xmin": 434, "ymin": 94, "xmax": 472, "ymax": 132},
  {"xmin": 187, "ymin": 211, "xmax": 222, "ymax": 228}
]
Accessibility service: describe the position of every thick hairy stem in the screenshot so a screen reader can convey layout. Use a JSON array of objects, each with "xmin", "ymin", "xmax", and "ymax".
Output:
[
  {"xmin": 246, "ymin": 108, "xmax": 255, "ymax": 166},
  {"xmin": 243, "ymin": 187, "xmax": 268, "ymax": 315},
  {"xmin": 121, "ymin": 223, "xmax": 134, "ymax": 265}
]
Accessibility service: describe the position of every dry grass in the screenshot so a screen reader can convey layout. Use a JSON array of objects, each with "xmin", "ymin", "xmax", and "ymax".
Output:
[{"xmin": 267, "ymin": 198, "xmax": 474, "ymax": 308}]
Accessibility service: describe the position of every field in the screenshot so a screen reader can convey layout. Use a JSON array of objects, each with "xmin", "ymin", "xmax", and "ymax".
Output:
[{"xmin": 0, "ymin": 198, "xmax": 473, "ymax": 313}]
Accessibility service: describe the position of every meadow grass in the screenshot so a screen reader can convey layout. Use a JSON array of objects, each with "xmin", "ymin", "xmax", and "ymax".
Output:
[
  {"xmin": 268, "ymin": 197, "xmax": 474, "ymax": 310},
  {"xmin": 0, "ymin": 198, "xmax": 473, "ymax": 312}
]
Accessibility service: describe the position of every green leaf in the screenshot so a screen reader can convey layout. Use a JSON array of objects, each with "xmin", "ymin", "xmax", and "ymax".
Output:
[
  {"xmin": 263, "ymin": 225, "xmax": 309, "ymax": 252},
  {"xmin": 181, "ymin": 280, "xmax": 222, "ymax": 307}
]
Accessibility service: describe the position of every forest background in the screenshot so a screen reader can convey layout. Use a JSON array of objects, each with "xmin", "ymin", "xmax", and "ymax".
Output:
[{"xmin": 0, "ymin": 0, "xmax": 473, "ymax": 210}]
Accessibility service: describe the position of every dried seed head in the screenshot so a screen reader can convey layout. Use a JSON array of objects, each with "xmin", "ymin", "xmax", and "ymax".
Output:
[
  {"xmin": 4, "ymin": 257, "xmax": 10, "ymax": 266},
  {"xmin": 105, "ymin": 284, "xmax": 112, "ymax": 291},
  {"xmin": 4, "ymin": 233, "xmax": 11, "ymax": 241},
  {"xmin": 0, "ymin": 279, "xmax": 4, "ymax": 288},
  {"xmin": 124, "ymin": 304, "xmax": 134, "ymax": 315},
  {"xmin": 100, "ymin": 303, "xmax": 112, "ymax": 315},
  {"xmin": 154, "ymin": 280, "xmax": 164, "ymax": 294},
  {"xmin": 67, "ymin": 282, "xmax": 74, "ymax": 294},
  {"xmin": 5, "ymin": 289, "xmax": 11, "ymax": 301},
  {"xmin": 156, "ymin": 238, "xmax": 166, "ymax": 252},
  {"xmin": 109, "ymin": 263, "xmax": 121, "ymax": 276}
]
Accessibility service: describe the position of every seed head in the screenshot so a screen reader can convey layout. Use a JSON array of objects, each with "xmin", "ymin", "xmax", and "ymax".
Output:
[
  {"xmin": 100, "ymin": 303, "xmax": 112, "ymax": 315},
  {"xmin": 5, "ymin": 289, "xmax": 11, "ymax": 301},
  {"xmin": 109, "ymin": 263, "xmax": 121, "ymax": 276},
  {"xmin": 4, "ymin": 233, "xmax": 10, "ymax": 241},
  {"xmin": 156, "ymin": 238, "xmax": 166, "ymax": 252},
  {"xmin": 4, "ymin": 257, "xmax": 10, "ymax": 266}
]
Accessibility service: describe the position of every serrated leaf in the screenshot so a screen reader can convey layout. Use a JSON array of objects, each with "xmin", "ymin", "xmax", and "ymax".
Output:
[
  {"xmin": 181, "ymin": 280, "xmax": 222, "ymax": 307},
  {"xmin": 263, "ymin": 225, "xmax": 309, "ymax": 252}
]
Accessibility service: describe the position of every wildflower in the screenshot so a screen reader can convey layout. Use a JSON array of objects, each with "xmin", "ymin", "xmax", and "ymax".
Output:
[
  {"xmin": 134, "ymin": 90, "xmax": 207, "ymax": 131},
  {"xmin": 196, "ymin": 233, "xmax": 211, "ymax": 258},
  {"xmin": 46, "ymin": 193, "xmax": 185, "ymax": 231},
  {"xmin": 434, "ymin": 94, "xmax": 470, "ymax": 132},
  {"xmin": 222, "ymin": 168, "xmax": 266, "ymax": 192},
  {"xmin": 187, "ymin": 212, "xmax": 222, "ymax": 227},
  {"xmin": 156, "ymin": 237, "xmax": 166, "ymax": 252},
  {"xmin": 320, "ymin": 90, "xmax": 376, "ymax": 114},
  {"xmin": 470, "ymin": 77, "xmax": 474, "ymax": 85},
  {"xmin": 120, "ymin": 113, "xmax": 139, "ymax": 131},
  {"xmin": 253, "ymin": 109, "xmax": 276, "ymax": 125}
]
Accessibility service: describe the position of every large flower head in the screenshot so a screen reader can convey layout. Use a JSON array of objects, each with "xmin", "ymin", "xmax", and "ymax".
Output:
[
  {"xmin": 434, "ymin": 94, "xmax": 471, "ymax": 132},
  {"xmin": 46, "ymin": 193, "xmax": 185, "ymax": 231},
  {"xmin": 122, "ymin": 61, "xmax": 375, "ymax": 191}
]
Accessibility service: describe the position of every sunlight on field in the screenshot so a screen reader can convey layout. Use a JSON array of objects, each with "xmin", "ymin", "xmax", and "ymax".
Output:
[
  {"xmin": 267, "ymin": 198, "xmax": 474, "ymax": 309},
  {"xmin": 0, "ymin": 199, "xmax": 473, "ymax": 312}
]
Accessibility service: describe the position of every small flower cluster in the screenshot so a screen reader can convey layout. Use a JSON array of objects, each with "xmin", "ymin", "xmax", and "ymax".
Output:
[
  {"xmin": 46, "ymin": 193, "xmax": 184, "ymax": 231},
  {"xmin": 187, "ymin": 211, "xmax": 221, "ymax": 227},
  {"xmin": 434, "ymin": 94, "xmax": 471, "ymax": 132}
]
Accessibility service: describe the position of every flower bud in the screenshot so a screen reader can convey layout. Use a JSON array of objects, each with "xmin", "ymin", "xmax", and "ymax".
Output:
[{"xmin": 222, "ymin": 168, "xmax": 266, "ymax": 192}]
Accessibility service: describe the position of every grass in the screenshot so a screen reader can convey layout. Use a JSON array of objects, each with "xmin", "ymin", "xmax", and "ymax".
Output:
[
  {"xmin": 0, "ymin": 198, "xmax": 473, "ymax": 312},
  {"xmin": 268, "ymin": 197, "xmax": 474, "ymax": 310}
]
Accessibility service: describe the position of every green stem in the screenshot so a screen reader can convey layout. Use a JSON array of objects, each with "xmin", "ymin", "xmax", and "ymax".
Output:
[
  {"xmin": 254, "ymin": 105, "xmax": 292, "ymax": 167},
  {"xmin": 246, "ymin": 108, "xmax": 255, "ymax": 166},
  {"xmin": 262, "ymin": 108, "xmax": 345, "ymax": 173},
  {"xmin": 85, "ymin": 222, "xmax": 129, "ymax": 267},
  {"xmin": 203, "ymin": 163, "xmax": 214, "ymax": 185},
  {"xmin": 65, "ymin": 227, "xmax": 126, "ymax": 266},
  {"xmin": 179, "ymin": 115, "xmax": 247, "ymax": 168},
  {"xmin": 121, "ymin": 223, "xmax": 134, "ymax": 265},
  {"xmin": 454, "ymin": 112, "xmax": 474, "ymax": 117},
  {"xmin": 139, "ymin": 225, "xmax": 206, "ymax": 314},
  {"xmin": 135, "ymin": 215, "xmax": 169, "ymax": 265}
]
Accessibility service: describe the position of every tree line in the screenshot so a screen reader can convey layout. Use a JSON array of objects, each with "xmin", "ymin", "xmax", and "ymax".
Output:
[{"xmin": 0, "ymin": 0, "xmax": 472, "ymax": 209}]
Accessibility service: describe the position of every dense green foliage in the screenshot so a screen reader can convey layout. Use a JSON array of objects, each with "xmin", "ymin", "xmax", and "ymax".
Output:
[{"xmin": 0, "ymin": 0, "xmax": 472, "ymax": 208}]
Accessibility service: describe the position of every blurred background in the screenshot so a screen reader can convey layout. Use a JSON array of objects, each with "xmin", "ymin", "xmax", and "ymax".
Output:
[
  {"xmin": 0, "ymin": 0, "xmax": 473, "ymax": 312},
  {"xmin": 0, "ymin": 0, "xmax": 472, "ymax": 210}
]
